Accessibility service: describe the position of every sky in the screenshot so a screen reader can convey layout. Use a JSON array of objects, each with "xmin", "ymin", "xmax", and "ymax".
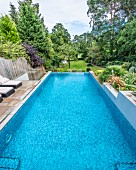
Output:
[{"xmin": 0, "ymin": 0, "xmax": 90, "ymax": 36}]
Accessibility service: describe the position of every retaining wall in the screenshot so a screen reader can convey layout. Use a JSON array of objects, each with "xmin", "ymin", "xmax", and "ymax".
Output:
[{"xmin": 102, "ymin": 82, "xmax": 136, "ymax": 130}]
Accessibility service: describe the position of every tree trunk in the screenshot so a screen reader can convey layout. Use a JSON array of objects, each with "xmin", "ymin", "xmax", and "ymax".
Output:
[{"xmin": 68, "ymin": 60, "xmax": 70, "ymax": 68}]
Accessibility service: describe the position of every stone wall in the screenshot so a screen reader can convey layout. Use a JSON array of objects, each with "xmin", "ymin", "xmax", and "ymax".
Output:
[{"xmin": 0, "ymin": 57, "xmax": 45, "ymax": 80}]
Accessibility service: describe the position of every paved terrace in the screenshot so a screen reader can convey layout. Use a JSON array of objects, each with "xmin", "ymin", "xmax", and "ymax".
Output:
[{"xmin": 0, "ymin": 80, "xmax": 39, "ymax": 124}]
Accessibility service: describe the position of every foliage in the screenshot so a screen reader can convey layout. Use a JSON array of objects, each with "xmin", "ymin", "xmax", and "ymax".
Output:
[
  {"xmin": 87, "ymin": 43, "xmax": 107, "ymax": 66},
  {"xmin": 23, "ymin": 43, "xmax": 43, "ymax": 68},
  {"xmin": 72, "ymin": 69, "xmax": 78, "ymax": 72},
  {"xmin": 17, "ymin": 0, "xmax": 54, "ymax": 67},
  {"xmin": 121, "ymin": 62, "xmax": 130, "ymax": 70},
  {"xmin": 94, "ymin": 70, "xmax": 103, "ymax": 76},
  {"xmin": 9, "ymin": 2, "xmax": 18, "ymax": 24},
  {"xmin": 87, "ymin": 0, "xmax": 136, "ymax": 64},
  {"xmin": 108, "ymin": 75, "xmax": 125, "ymax": 90},
  {"xmin": 73, "ymin": 33, "xmax": 91, "ymax": 59},
  {"xmin": 123, "ymin": 73, "xmax": 136, "ymax": 85},
  {"xmin": 0, "ymin": 40, "xmax": 28, "ymax": 60},
  {"xmin": 129, "ymin": 66, "xmax": 136, "ymax": 73},
  {"xmin": 58, "ymin": 43, "xmax": 77, "ymax": 68},
  {"xmin": 51, "ymin": 23, "xmax": 71, "ymax": 67},
  {"xmin": 0, "ymin": 15, "xmax": 28, "ymax": 60},
  {"xmin": 0, "ymin": 15, "xmax": 20, "ymax": 43},
  {"xmin": 51, "ymin": 23, "xmax": 71, "ymax": 52},
  {"xmin": 98, "ymin": 65, "xmax": 127, "ymax": 83},
  {"xmin": 116, "ymin": 19, "xmax": 136, "ymax": 62}
]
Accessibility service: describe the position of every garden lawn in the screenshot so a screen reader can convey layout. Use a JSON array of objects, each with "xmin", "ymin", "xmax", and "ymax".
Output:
[{"xmin": 62, "ymin": 60, "xmax": 103, "ymax": 72}]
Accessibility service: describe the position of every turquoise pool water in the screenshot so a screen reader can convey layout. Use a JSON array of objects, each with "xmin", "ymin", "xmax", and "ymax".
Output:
[{"xmin": 0, "ymin": 73, "xmax": 136, "ymax": 170}]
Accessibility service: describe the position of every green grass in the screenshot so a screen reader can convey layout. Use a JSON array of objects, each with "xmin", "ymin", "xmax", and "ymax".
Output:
[{"xmin": 61, "ymin": 60, "xmax": 103, "ymax": 72}]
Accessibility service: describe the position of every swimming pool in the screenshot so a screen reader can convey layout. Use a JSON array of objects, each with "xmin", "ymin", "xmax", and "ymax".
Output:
[{"xmin": 0, "ymin": 73, "xmax": 136, "ymax": 170}]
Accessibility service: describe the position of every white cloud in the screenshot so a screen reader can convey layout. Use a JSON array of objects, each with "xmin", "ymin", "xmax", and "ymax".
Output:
[{"xmin": 0, "ymin": 0, "xmax": 90, "ymax": 35}]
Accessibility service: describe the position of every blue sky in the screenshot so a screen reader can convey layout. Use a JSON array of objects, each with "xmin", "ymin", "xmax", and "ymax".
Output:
[{"xmin": 0, "ymin": 0, "xmax": 90, "ymax": 36}]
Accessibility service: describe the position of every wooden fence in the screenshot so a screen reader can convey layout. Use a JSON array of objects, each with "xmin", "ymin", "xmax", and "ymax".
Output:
[{"xmin": 0, "ymin": 57, "xmax": 45, "ymax": 80}]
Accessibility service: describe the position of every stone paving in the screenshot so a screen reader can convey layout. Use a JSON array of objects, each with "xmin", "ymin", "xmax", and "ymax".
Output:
[{"xmin": 0, "ymin": 80, "xmax": 39, "ymax": 124}]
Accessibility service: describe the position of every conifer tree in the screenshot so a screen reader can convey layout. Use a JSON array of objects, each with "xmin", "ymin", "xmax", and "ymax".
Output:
[
  {"xmin": 9, "ymin": 2, "xmax": 18, "ymax": 24},
  {"xmin": 17, "ymin": 0, "xmax": 54, "ymax": 68}
]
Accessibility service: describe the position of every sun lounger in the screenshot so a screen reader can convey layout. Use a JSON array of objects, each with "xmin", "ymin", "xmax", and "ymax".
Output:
[
  {"xmin": 0, "ymin": 76, "xmax": 22, "ymax": 89},
  {"xmin": 0, "ymin": 94, "xmax": 3, "ymax": 103},
  {"xmin": 0, "ymin": 87, "xmax": 15, "ymax": 97}
]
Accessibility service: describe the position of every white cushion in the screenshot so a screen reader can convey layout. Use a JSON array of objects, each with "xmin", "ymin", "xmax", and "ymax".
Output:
[
  {"xmin": 0, "ymin": 87, "xmax": 14, "ymax": 94},
  {"xmin": 3, "ymin": 80, "xmax": 21, "ymax": 85},
  {"xmin": 0, "ymin": 77, "xmax": 9, "ymax": 84}
]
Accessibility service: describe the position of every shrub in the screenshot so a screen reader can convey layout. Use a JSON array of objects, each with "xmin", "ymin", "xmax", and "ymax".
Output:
[
  {"xmin": 101, "ymin": 61, "xmax": 107, "ymax": 66},
  {"xmin": 23, "ymin": 43, "xmax": 44, "ymax": 68},
  {"xmin": 114, "ymin": 61, "xmax": 123, "ymax": 65},
  {"xmin": 57, "ymin": 68, "xmax": 63, "ymax": 72},
  {"xmin": 106, "ymin": 61, "xmax": 114, "ymax": 66},
  {"xmin": 50, "ymin": 67, "xmax": 57, "ymax": 72},
  {"xmin": 129, "ymin": 66, "xmax": 136, "ymax": 73},
  {"xmin": 94, "ymin": 70, "xmax": 103, "ymax": 76},
  {"xmin": 44, "ymin": 59, "xmax": 52, "ymax": 69},
  {"xmin": 107, "ymin": 65, "xmax": 127, "ymax": 76},
  {"xmin": 0, "ymin": 40, "xmax": 28, "ymax": 60},
  {"xmin": 72, "ymin": 69, "xmax": 77, "ymax": 72},
  {"xmin": 108, "ymin": 75, "xmax": 125, "ymax": 90},
  {"xmin": 86, "ymin": 68, "xmax": 91, "ymax": 72},
  {"xmin": 78, "ymin": 69, "xmax": 83, "ymax": 72},
  {"xmin": 107, "ymin": 61, "xmax": 123, "ymax": 66},
  {"xmin": 0, "ymin": 15, "xmax": 20, "ymax": 43},
  {"xmin": 67, "ymin": 69, "xmax": 72, "ymax": 72},
  {"xmin": 123, "ymin": 73, "xmax": 136, "ymax": 85},
  {"xmin": 122, "ymin": 62, "xmax": 130, "ymax": 70},
  {"xmin": 87, "ymin": 63, "xmax": 93, "ymax": 66},
  {"xmin": 98, "ymin": 65, "xmax": 127, "ymax": 83}
]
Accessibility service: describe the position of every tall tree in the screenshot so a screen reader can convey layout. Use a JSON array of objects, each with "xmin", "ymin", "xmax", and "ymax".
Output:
[
  {"xmin": 51, "ymin": 23, "xmax": 71, "ymax": 66},
  {"xmin": 87, "ymin": 0, "xmax": 136, "ymax": 61},
  {"xmin": 116, "ymin": 18, "xmax": 136, "ymax": 62},
  {"xmin": 73, "ymin": 32, "xmax": 91, "ymax": 59},
  {"xmin": 17, "ymin": 0, "xmax": 54, "ymax": 68},
  {"xmin": 9, "ymin": 2, "xmax": 18, "ymax": 24},
  {"xmin": 51, "ymin": 23, "xmax": 71, "ymax": 52},
  {"xmin": 58, "ymin": 43, "xmax": 77, "ymax": 68}
]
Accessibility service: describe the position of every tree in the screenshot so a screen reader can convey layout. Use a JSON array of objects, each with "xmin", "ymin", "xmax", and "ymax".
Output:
[
  {"xmin": 87, "ymin": 0, "xmax": 136, "ymax": 62},
  {"xmin": 116, "ymin": 18, "xmax": 136, "ymax": 62},
  {"xmin": 51, "ymin": 23, "xmax": 71, "ymax": 67},
  {"xmin": 17, "ymin": 0, "xmax": 54, "ymax": 68},
  {"xmin": 0, "ymin": 15, "xmax": 20, "ymax": 43},
  {"xmin": 51, "ymin": 23, "xmax": 71, "ymax": 52},
  {"xmin": 9, "ymin": 2, "xmax": 18, "ymax": 24},
  {"xmin": 0, "ymin": 15, "xmax": 28, "ymax": 60},
  {"xmin": 73, "ymin": 32, "xmax": 91, "ymax": 59},
  {"xmin": 58, "ymin": 43, "xmax": 77, "ymax": 68}
]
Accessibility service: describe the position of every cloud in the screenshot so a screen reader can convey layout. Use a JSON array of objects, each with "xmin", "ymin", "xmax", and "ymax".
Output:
[{"xmin": 0, "ymin": 0, "xmax": 90, "ymax": 35}]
